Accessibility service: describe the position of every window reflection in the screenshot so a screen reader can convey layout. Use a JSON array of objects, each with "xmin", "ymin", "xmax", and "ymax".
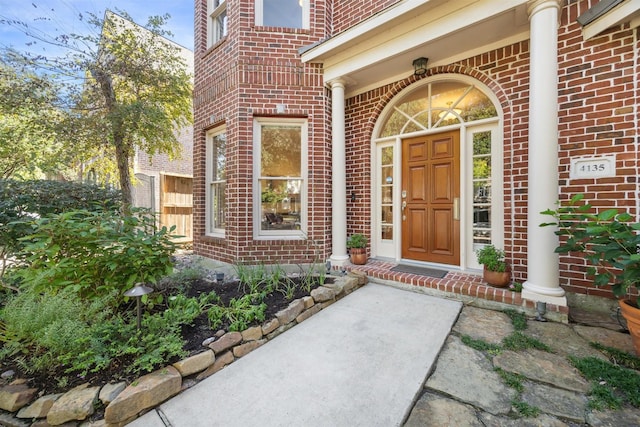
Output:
[
  {"xmin": 259, "ymin": 125, "xmax": 303, "ymax": 231},
  {"xmin": 380, "ymin": 146, "xmax": 393, "ymax": 240},
  {"xmin": 472, "ymin": 131, "xmax": 492, "ymax": 244},
  {"xmin": 380, "ymin": 82, "xmax": 497, "ymax": 136}
]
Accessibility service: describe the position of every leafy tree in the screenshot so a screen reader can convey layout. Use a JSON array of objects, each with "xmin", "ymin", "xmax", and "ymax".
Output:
[
  {"xmin": 0, "ymin": 61, "xmax": 68, "ymax": 179},
  {"xmin": 1, "ymin": 8, "xmax": 193, "ymax": 206}
]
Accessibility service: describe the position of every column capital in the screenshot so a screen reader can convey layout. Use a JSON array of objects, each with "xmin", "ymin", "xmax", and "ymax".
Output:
[
  {"xmin": 527, "ymin": 0, "xmax": 563, "ymax": 18},
  {"xmin": 328, "ymin": 78, "xmax": 346, "ymax": 90}
]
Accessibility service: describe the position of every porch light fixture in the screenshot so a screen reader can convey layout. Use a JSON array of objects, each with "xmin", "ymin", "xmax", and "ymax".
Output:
[
  {"xmin": 124, "ymin": 282, "xmax": 154, "ymax": 331},
  {"xmin": 412, "ymin": 57, "xmax": 428, "ymax": 76}
]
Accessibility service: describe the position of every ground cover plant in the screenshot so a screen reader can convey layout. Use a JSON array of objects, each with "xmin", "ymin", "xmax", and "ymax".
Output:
[
  {"xmin": 458, "ymin": 308, "xmax": 640, "ymax": 415},
  {"xmin": 0, "ymin": 201, "xmax": 328, "ymax": 395}
]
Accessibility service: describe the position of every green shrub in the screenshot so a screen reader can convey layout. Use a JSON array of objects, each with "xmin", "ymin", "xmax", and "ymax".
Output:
[
  {"xmin": 11, "ymin": 208, "xmax": 177, "ymax": 302},
  {"xmin": 0, "ymin": 179, "xmax": 121, "ymax": 277},
  {"xmin": 1, "ymin": 286, "xmax": 214, "ymax": 379},
  {"xmin": 208, "ymin": 294, "xmax": 267, "ymax": 332}
]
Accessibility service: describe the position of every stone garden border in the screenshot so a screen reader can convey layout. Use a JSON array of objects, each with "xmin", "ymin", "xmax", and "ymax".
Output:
[{"xmin": 0, "ymin": 272, "xmax": 367, "ymax": 427}]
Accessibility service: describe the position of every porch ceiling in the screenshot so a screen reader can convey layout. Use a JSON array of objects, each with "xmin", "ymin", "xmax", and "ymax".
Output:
[{"xmin": 301, "ymin": 0, "xmax": 530, "ymax": 97}]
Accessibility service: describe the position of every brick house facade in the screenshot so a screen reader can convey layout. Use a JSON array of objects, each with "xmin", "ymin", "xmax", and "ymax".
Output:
[{"xmin": 193, "ymin": 0, "xmax": 639, "ymax": 306}]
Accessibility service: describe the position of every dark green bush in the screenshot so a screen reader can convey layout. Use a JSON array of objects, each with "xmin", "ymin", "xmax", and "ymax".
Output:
[
  {"xmin": 0, "ymin": 179, "xmax": 121, "ymax": 277},
  {"xmin": 11, "ymin": 208, "xmax": 176, "ymax": 301}
]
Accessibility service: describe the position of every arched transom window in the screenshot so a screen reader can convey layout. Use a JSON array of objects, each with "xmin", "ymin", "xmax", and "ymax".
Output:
[{"xmin": 380, "ymin": 81, "xmax": 497, "ymax": 137}]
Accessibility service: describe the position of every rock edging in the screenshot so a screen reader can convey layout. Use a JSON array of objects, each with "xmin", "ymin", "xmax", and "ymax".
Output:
[{"xmin": 0, "ymin": 271, "xmax": 367, "ymax": 426}]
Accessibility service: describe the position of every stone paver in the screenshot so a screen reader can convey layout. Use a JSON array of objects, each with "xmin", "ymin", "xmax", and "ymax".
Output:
[
  {"xmin": 406, "ymin": 304, "xmax": 640, "ymax": 427},
  {"xmin": 586, "ymin": 406, "xmax": 640, "ymax": 426},
  {"xmin": 426, "ymin": 335, "xmax": 516, "ymax": 415},
  {"xmin": 479, "ymin": 412, "xmax": 570, "ymax": 427},
  {"xmin": 453, "ymin": 306, "xmax": 514, "ymax": 344},
  {"xmin": 404, "ymin": 392, "xmax": 483, "ymax": 427},
  {"xmin": 524, "ymin": 321, "xmax": 607, "ymax": 360},
  {"xmin": 493, "ymin": 349, "xmax": 590, "ymax": 393},
  {"xmin": 573, "ymin": 324, "xmax": 635, "ymax": 355},
  {"xmin": 521, "ymin": 381, "xmax": 588, "ymax": 423}
]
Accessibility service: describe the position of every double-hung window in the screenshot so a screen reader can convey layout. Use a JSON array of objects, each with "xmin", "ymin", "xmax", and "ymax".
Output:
[
  {"xmin": 206, "ymin": 127, "xmax": 226, "ymax": 237},
  {"xmin": 255, "ymin": 0, "xmax": 310, "ymax": 29},
  {"xmin": 254, "ymin": 118, "xmax": 307, "ymax": 239},
  {"xmin": 207, "ymin": 0, "xmax": 227, "ymax": 47}
]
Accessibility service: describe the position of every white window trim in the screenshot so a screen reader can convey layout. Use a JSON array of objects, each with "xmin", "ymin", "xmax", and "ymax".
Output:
[
  {"xmin": 207, "ymin": 0, "xmax": 227, "ymax": 48},
  {"xmin": 255, "ymin": 0, "xmax": 310, "ymax": 29},
  {"xmin": 253, "ymin": 117, "xmax": 308, "ymax": 240},
  {"xmin": 465, "ymin": 122, "xmax": 503, "ymax": 271},
  {"xmin": 206, "ymin": 126, "xmax": 226, "ymax": 238}
]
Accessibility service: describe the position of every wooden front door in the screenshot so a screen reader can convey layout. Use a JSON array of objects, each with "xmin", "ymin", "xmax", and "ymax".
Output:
[{"xmin": 401, "ymin": 132, "xmax": 460, "ymax": 264}]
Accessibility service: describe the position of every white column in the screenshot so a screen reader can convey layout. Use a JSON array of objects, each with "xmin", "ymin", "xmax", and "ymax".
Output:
[
  {"xmin": 522, "ymin": 0, "xmax": 567, "ymax": 306},
  {"xmin": 329, "ymin": 79, "xmax": 349, "ymax": 266}
]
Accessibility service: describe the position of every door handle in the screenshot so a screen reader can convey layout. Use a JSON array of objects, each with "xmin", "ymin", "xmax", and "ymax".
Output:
[{"xmin": 453, "ymin": 198, "xmax": 460, "ymax": 221}]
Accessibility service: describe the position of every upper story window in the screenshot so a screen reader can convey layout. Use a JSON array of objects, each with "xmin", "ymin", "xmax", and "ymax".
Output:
[
  {"xmin": 255, "ymin": 0, "xmax": 310, "ymax": 29},
  {"xmin": 208, "ymin": 0, "xmax": 228, "ymax": 47},
  {"xmin": 206, "ymin": 127, "xmax": 226, "ymax": 237}
]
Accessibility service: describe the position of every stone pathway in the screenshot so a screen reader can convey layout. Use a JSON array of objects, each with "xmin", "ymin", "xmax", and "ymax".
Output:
[{"xmin": 404, "ymin": 305, "xmax": 640, "ymax": 426}]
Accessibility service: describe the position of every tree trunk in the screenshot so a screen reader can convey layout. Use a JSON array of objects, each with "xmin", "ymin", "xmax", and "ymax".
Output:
[{"xmin": 91, "ymin": 67, "xmax": 133, "ymax": 208}]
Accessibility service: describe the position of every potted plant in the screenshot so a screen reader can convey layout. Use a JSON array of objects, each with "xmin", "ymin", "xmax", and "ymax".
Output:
[
  {"xmin": 476, "ymin": 244, "xmax": 510, "ymax": 287},
  {"xmin": 541, "ymin": 194, "xmax": 640, "ymax": 354},
  {"xmin": 347, "ymin": 233, "xmax": 368, "ymax": 265}
]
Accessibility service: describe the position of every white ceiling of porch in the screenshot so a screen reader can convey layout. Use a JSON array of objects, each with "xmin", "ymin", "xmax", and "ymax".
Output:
[{"xmin": 301, "ymin": 0, "xmax": 531, "ymax": 97}]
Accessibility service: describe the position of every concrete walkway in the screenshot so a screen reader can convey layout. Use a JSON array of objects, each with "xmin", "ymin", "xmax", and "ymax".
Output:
[{"xmin": 130, "ymin": 283, "xmax": 462, "ymax": 427}]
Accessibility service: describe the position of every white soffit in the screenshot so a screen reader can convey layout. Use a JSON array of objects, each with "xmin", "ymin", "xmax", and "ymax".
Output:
[
  {"xmin": 301, "ymin": 0, "xmax": 530, "ymax": 96},
  {"xmin": 581, "ymin": 0, "xmax": 640, "ymax": 40}
]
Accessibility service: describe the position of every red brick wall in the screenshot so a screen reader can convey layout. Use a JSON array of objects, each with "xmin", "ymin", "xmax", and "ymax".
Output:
[
  {"xmin": 194, "ymin": 0, "xmax": 639, "ymax": 298},
  {"xmin": 556, "ymin": 0, "xmax": 639, "ymax": 297},
  {"xmin": 344, "ymin": 42, "xmax": 529, "ymax": 282},
  {"xmin": 193, "ymin": 0, "xmax": 332, "ymax": 264},
  {"xmin": 342, "ymin": 0, "xmax": 638, "ymax": 297},
  {"xmin": 332, "ymin": 0, "xmax": 400, "ymax": 34}
]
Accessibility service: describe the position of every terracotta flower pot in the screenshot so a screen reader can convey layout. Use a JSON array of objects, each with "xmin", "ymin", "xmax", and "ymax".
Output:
[
  {"xmin": 349, "ymin": 248, "xmax": 367, "ymax": 265},
  {"xmin": 483, "ymin": 267, "xmax": 510, "ymax": 288},
  {"xmin": 618, "ymin": 299, "xmax": 640, "ymax": 356}
]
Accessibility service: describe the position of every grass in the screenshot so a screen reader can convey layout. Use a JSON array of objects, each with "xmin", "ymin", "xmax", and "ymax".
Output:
[
  {"xmin": 460, "ymin": 335, "xmax": 501, "ymax": 354},
  {"xmin": 503, "ymin": 309, "xmax": 527, "ymax": 331},
  {"xmin": 495, "ymin": 368, "xmax": 524, "ymax": 392},
  {"xmin": 512, "ymin": 400, "xmax": 540, "ymax": 417},
  {"xmin": 590, "ymin": 342, "xmax": 640, "ymax": 370},
  {"xmin": 502, "ymin": 332, "xmax": 552, "ymax": 352},
  {"xmin": 569, "ymin": 355, "xmax": 640, "ymax": 410}
]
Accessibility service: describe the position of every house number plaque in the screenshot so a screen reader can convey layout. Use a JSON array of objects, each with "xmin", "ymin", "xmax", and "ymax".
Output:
[{"xmin": 570, "ymin": 155, "xmax": 616, "ymax": 179}]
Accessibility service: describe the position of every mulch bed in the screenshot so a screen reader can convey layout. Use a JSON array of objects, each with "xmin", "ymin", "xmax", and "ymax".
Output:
[{"xmin": 2, "ymin": 275, "xmax": 329, "ymax": 397}]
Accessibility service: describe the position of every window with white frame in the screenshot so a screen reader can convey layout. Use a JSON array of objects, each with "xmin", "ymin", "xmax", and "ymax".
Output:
[
  {"xmin": 254, "ymin": 118, "xmax": 307, "ymax": 238},
  {"xmin": 207, "ymin": 0, "xmax": 227, "ymax": 48},
  {"xmin": 206, "ymin": 127, "xmax": 226, "ymax": 236},
  {"xmin": 255, "ymin": 0, "xmax": 310, "ymax": 29}
]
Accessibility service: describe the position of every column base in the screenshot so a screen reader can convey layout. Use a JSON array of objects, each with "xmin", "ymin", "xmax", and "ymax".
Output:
[
  {"xmin": 522, "ymin": 281, "xmax": 568, "ymax": 307},
  {"xmin": 329, "ymin": 254, "xmax": 350, "ymax": 267}
]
